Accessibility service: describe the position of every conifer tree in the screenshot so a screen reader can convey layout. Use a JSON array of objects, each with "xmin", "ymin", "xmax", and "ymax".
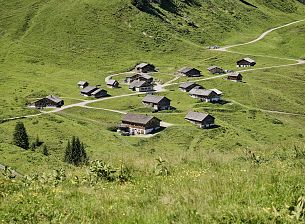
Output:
[
  {"xmin": 13, "ymin": 122, "xmax": 29, "ymax": 150},
  {"xmin": 64, "ymin": 137, "xmax": 88, "ymax": 166},
  {"xmin": 64, "ymin": 140, "xmax": 72, "ymax": 163}
]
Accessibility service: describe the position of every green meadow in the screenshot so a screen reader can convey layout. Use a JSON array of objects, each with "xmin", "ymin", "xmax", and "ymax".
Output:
[{"xmin": 1, "ymin": 0, "xmax": 305, "ymax": 223}]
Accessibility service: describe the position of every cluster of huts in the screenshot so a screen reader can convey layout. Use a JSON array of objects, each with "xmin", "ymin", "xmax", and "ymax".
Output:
[
  {"xmin": 30, "ymin": 58, "xmax": 255, "ymax": 135},
  {"xmin": 115, "ymin": 58, "xmax": 256, "ymax": 136}
]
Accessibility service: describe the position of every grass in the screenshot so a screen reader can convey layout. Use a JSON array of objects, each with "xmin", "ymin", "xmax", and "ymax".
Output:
[{"xmin": 1, "ymin": 0, "xmax": 305, "ymax": 223}]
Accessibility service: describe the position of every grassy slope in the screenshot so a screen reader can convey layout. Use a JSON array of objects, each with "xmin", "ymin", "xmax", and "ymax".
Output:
[
  {"xmin": 0, "ymin": 0, "xmax": 305, "ymax": 118},
  {"xmin": 1, "ymin": 0, "xmax": 305, "ymax": 223}
]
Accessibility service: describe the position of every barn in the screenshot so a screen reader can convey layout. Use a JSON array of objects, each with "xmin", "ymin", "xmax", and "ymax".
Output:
[
  {"xmin": 185, "ymin": 111, "xmax": 215, "ymax": 129},
  {"xmin": 118, "ymin": 113, "xmax": 161, "ymax": 135}
]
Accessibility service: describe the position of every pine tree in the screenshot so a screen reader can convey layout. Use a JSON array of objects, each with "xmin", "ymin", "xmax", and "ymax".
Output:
[
  {"xmin": 64, "ymin": 140, "xmax": 72, "ymax": 163},
  {"xmin": 13, "ymin": 122, "xmax": 29, "ymax": 150},
  {"xmin": 64, "ymin": 137, "xmax": 88, "ymax": 166}
]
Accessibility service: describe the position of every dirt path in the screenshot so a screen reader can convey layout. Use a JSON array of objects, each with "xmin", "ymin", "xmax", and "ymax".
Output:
[
  {"xmin": 217, "ymin": 19, "xmax": 305, "ymax": 51},
  {"xmin": 104, "ymin": 71, "xmax": 134, "ymax": 83}
]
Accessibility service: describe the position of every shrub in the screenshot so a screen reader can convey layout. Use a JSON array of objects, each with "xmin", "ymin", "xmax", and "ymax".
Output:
[{"xmin": 154, "ymin": 157, "xmax": 170, "ymax": 176}]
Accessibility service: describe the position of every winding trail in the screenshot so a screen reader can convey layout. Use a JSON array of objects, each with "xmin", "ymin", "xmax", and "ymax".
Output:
[{"xmin": 217, "ymin": 19, "xmax": 305, "ymax": 51}]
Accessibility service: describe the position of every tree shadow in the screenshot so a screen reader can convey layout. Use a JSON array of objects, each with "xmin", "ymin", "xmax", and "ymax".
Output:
[
  {"xmin": 214, "ymin": 100, "xmax": 231, "ymax": 105},
  {"xmin": 206, "ymin": 124, "xmax": 221, "ymax": 129},
  {"xmin": 239, "ymin": 0, "xmax": 257, "ymax": 8}
]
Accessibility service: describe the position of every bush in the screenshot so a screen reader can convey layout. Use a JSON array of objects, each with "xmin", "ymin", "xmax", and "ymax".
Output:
[{"xmin": 88, "ymin": 160, "xmax": 132, "ymax": 184}]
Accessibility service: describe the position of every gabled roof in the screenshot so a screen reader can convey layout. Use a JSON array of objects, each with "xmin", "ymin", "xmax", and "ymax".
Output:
[
  {"xmin": 107, "ymin": 80, "xmax": 118, "ymax": 85},
  {"xmin": 238, "ymin": 58, "xmax": 256, "ymax": 63},
  {"xmin": 227, "ymin": 72, "xmax": 242, "ymax": 77},
  {"xmin": 136, "ymin": 63, "xmax": 149, "ymax": 68},
  {"xmin": 138, "ymin": 74, "xmax": 152, "ymax": 80},
  {"xmin": 210, "ymin": 89, "xmax": 223, "ymax": 95},
  {"xmin": 81, "ymin": 86, "xmax": 98, "ymax": 94},
  {"xmin": 91, "ymin": 88, "xmax": 106, "ymax": 96},
  {"xmin": 129, "ymin": 73, "xmax": 152, "ymax": 80},
  {"xmin": 129, "ymin": 80, "xmax": 151, "ymax": 88},
  {"xmin": 178, "ymin": 67, "xmax": 199, "ymax": 74},
  {"xmin": 189, "ymin": 89, "xmax": 215, "ymax": 97},
  {"xmin": 142, "ymin": 95, "xmax": 170, "ymax": 104},
  {"xmin": 207, "ymin": 66, "xmax": 219, "ymax": 70},
  {"xmin": 78, "ymin": 81, "xmax": 88, "ymax": 85},
  {"xmin": 244, "ymin": 58, "xmax": 256, "ymax": 63},
  {"xmin": 46, "ymin": 95, "xmax": 63, "ymax": 103},
  {"xmin": 192, "ymin": 85, "xmax": 204, "ymax": 90},
  {"xmin": 122, "ymin": 113, "xmax": 160, "ymax": 125},
  {"xmin": 179, "ymin": 82, "xmax": 197, "ymax": 89},
  {"xmin": 185, "ymin": 111, "xmax": 213, "ymax": 122}
]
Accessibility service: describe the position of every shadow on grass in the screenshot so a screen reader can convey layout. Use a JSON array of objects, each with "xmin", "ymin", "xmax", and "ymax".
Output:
[{"xmin": 214, "ymin": 100, "xmax": 231, "ymax": 105}]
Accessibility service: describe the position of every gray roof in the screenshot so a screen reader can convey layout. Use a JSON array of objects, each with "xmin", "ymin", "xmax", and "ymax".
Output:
[
  {"xmin": 107, "ymin": 79, "xmax": 118, "ymax": 85},
  {"xmin": 207, "ymin": 66, "xmax": 218, "ymax": 70},
  {"xmin": 139, "ymin": 74, "xmax": 152, "ymax": 80},
  {"xmin": 228, "ymin": 72, "xmax": 242, "ymax": 77},
  {"xmin": 46, "ymin": 95, "xmax": 63, "ymax": 103},
  {"xmin": 179, "ymin": 82, "xmax": 196, "ymax": 89},
  {"xmin": 142, "ymin": 95, "xmax": 170, "ymax": 104},
  {"xmin": 129, "ymin": 80, "xmax": 151, "ymax": 88},
  {"xmin": 189, "ymin": 89, "xmax": 215, "ymax": 97},
  {"xmin": 178, "ymin": 67, "xmax": 194, "ymax": 73},
  {"xmin": 192, "ymin": 85, "xmax": 204, "ymax": 90},
  {"xmin": 91, "ymin": 88, "xmax": 106, "ymax": 95},
  {"xmin": 185, "ymin": 111, "xmax": 212, "ymax": 122},
  {"xmin": 239, "ymin": 58, "xmax": 256, "ymax": 63},
  {"xmin": 136, "ymin": 63, "xmax": 149, "ymax": 68},
  {"xmin": 122, "ymin": 113, "xmax": 160, "ymax": 125},
  {"xmin": 210, "ymin": 89, "xmax": 223, "ymax": 95},
  {"xmin": 81, "ymin": 86, "xmax": 98, "ymax": 94},
  {"xmin": 78, "ymin": 81, "xmax": 88, "ymax": 85}
]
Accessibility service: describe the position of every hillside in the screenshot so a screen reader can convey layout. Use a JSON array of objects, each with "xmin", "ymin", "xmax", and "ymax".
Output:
[{"xmin": 1, "ymin": 0, "xmax": 305, "ymax": 223}]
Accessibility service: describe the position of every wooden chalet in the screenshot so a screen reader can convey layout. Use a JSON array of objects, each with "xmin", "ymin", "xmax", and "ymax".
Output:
[
  {"xmin": 77, "ymin": 81, "xmax": 89, "ymax": 89},
  {"xmin": 236, "ymin": 58, "xmax": 256, "ymax": 67},
  {"xmin": 207, "ymin": 66, "xmax": 224, "ymax": 74},
  {"xmin": 185, "ymin": 111, "xmax": 215, "ymax": 129},
  {"xmin": 81, "ymin": 86, "xmax": 108, "ymax": 98},
  {"xmin": 33, "ymin": 95, "xmax": 64, "ymax": 108},
  {"xmin": 142, "ymin": 95, "xmax": 171, "ymax": 111},
  {"xmin": 129, "ymin": 80, "xmax": 154, "ymax": 92},
  {"xmin": 134, "ymin": 63, "xmax": 156, "ymax": 73},
  {"xmin": 179, "ymin": 82, "xmax": 203, "ymax": 92},
  {"xmin": 125, "ymin": 73, "xmax": 153, "ymax": 84},
  {"xmin": 178, "ymin": 67, "xmax": 202, "ymax": 77},
  {"xmin": 227, "ymin": 72, "xmax": 243, "ymax": 82},
  {"xmin": 189, "ymin": 89, "xmax": 221, "ymax": 102},
  {"xmin": 118, "ymin": 113, "xmax": 161, "ymax": 135},
  {"xmin": 106, "ymin": 79, "xmax": 119, "ymax": 88}
]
